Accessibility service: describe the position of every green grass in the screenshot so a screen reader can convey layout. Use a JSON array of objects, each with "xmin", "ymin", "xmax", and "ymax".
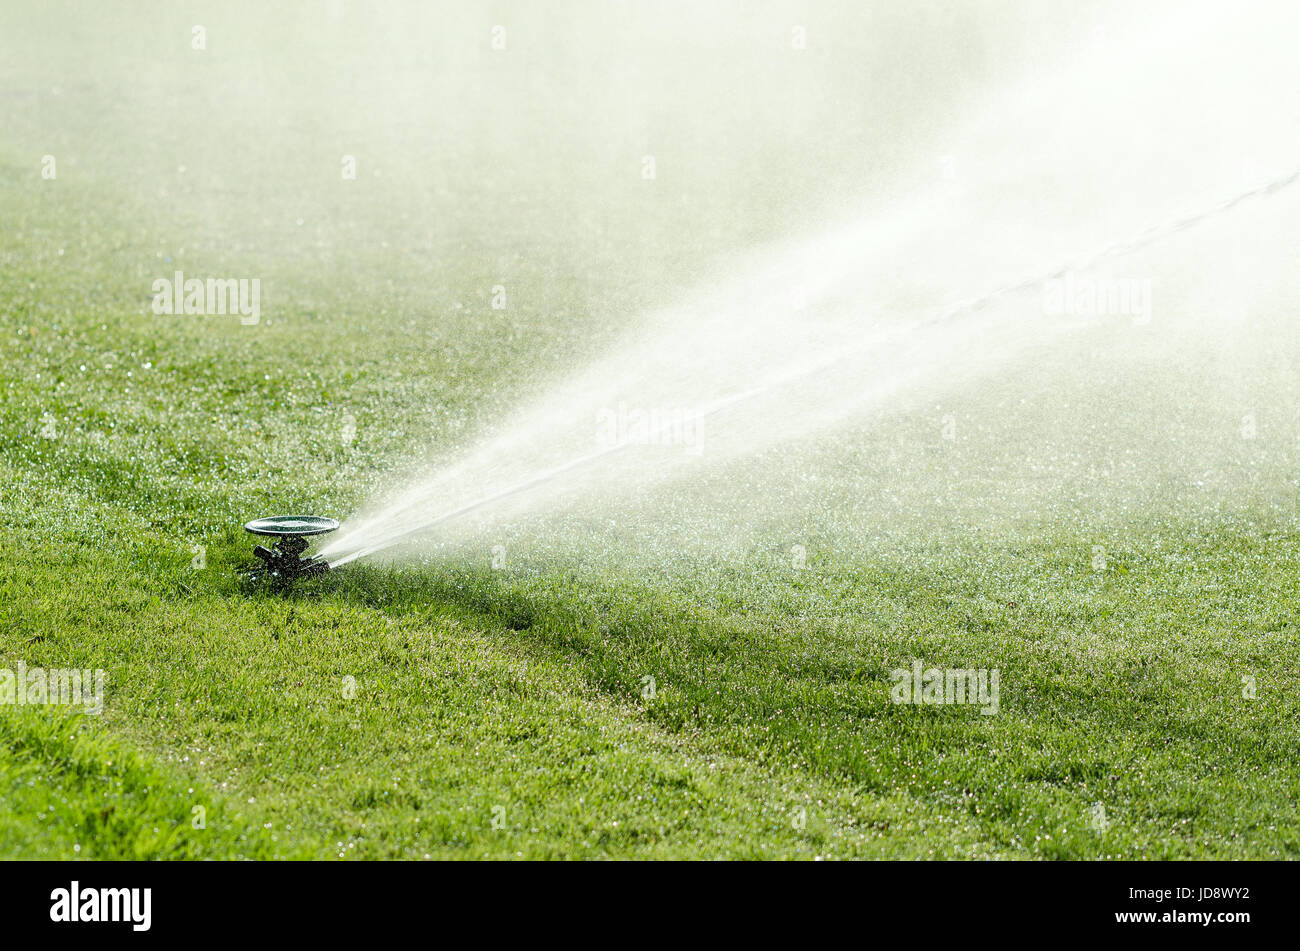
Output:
[
  {"xmin": 3, "ymin": 219, "xmax": 1297, "ymax": 858},
  {"xmin": 0, "ymin": 708, "xmax": 290, "ymax": 859},
  {"xmin": 3, "ymin": 1, "xmax": 1299, "ymax": 859}
]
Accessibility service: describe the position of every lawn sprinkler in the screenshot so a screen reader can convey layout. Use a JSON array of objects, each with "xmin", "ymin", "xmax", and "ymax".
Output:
[{"xmin": 242, "ymin": 515, "xmax": 339, "ymax": 582}]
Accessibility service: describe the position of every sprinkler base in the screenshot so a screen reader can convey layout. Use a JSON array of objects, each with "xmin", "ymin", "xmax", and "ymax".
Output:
[{"xmin": 252, "ymin": 537, "xmax": 331, "ymax": 580}]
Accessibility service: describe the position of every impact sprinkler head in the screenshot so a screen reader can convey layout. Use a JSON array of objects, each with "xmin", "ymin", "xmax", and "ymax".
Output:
[{"xmin": 242, "ymin": 515, "xmax": 339, "ymax": 583}]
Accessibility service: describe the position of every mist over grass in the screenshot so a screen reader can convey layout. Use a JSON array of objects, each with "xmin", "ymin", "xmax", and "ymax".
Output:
[
  {"xmin": 2, "ymin": 0, "xmax": 1299, "ymax": 859},
  {"xmin": 312, "ymin": 0, "xmax": 1300, "ymax": 567}
]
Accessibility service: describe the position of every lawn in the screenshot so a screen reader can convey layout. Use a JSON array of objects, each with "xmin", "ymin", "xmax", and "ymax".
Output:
[{"xmin": 2, "ymin": 1, "xmax": 1298, "ymax": 859}]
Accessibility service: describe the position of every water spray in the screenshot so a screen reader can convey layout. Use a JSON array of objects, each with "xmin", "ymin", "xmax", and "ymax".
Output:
[{"xmin": 317, "ymin": 164, "xmax": 1300, "ymax": 570}]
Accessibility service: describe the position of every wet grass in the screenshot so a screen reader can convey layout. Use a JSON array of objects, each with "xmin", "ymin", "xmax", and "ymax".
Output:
[{"xmin": 3, "ymin": 3, "xmax": 1299, "ymax": 858}]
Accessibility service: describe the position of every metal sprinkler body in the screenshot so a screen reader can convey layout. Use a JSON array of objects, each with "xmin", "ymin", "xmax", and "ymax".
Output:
[{"xmin": 243, "ymin": 516, "xmax": 339, "ymax": 582}]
